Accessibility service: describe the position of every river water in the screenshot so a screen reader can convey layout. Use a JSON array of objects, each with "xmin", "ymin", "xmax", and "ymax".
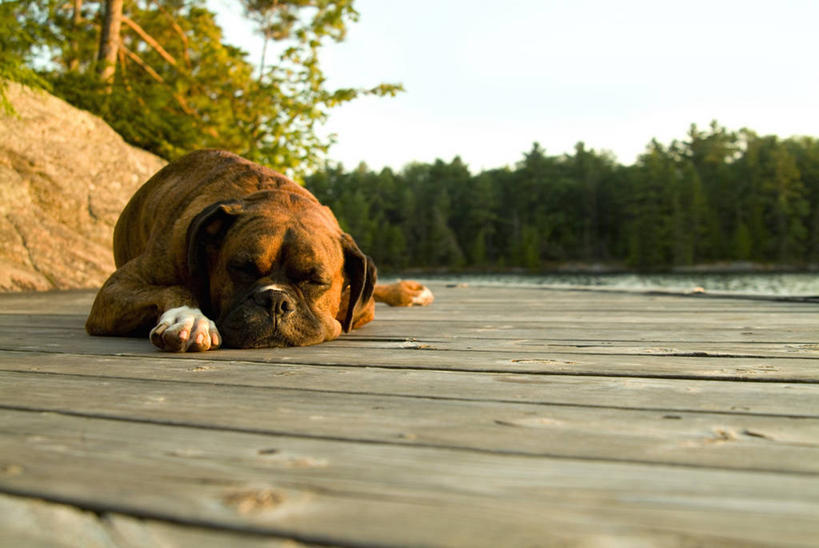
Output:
[{"xmin": 392, "ymin": 272, "xmax": 819, "ymax": 297}]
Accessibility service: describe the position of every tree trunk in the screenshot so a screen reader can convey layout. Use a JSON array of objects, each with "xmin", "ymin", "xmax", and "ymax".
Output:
[
  {"xmin": 97, "ymin": 0, "xmax": 124, "ymax": 85},
  {"xmin": 68, "ymin": 0, "xmax": 83, "ymax": 71}
]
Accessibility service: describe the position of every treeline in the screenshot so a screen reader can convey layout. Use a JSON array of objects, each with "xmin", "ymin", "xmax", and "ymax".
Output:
[{"xmin": 305, "ymin": 122, "xmax": 819, "ymax": 272}]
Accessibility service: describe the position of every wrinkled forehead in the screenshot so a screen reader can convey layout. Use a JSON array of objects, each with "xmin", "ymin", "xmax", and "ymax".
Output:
[{"xmin": 224, "ymin": 212, "xmax": 344, "ymax": 273}]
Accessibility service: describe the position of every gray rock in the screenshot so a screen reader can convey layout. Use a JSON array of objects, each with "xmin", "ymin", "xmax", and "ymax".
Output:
[{"xmin": 0, "ymin": 81, "xmax": 166, "ymax": 291}]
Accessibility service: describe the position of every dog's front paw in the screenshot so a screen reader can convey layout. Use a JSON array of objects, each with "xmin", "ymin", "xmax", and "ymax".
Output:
[
  {"xmin": 150, "ymin": 306, "xmax": 221, "ymax": 352},
  {"xmin": 375, "ymin": 281, "xmax": 435, "ymax": 307}
]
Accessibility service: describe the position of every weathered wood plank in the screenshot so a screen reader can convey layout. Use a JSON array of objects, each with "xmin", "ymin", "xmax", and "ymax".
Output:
[
  {"xmin": 355, "ymin": 322, "xmax": 819, "ymax": 344},
  {"xmin": 102, "ymin": 515, "xmax": 304, "ymax": 547},
  {"xmin": 3, "ymin": 285, "xmax": 819, "ymax": 545},
  {"xmin": 0, "ymin": 493, "xmax": 120, "ymax": 548},
  {"xmin": 0, "ymin": 494, "xmax": 298, "ymax": 548},
  {"xmin": 1, "ymin": 284, "xmax": 815, "ymax": 306},
  {"xmin": 4, "ymin": 286, "xmax": 819, "ymax": 356},
  {"xmin": 4, "ymin": 286, "xmax": 819, "ymax": 318},
  {"xmin": 1, "ymin": 350, "xmax": 817, "ymax": 418},
  {"xmin": 0, "ymin": 290, "xmax": 96, "ymax": 314},
  {"xmin": 371, "ymin": 308, "xmax": 819, "ymax": 324},
  {"xmin": 4, "ymin": 333, "xmax": 818, "ymax": 382},
  {"xmin": 2, "ymin": 370, "xmax": 818, "ymax": 473},
  {"xmin": 8, "ymin": 311, "xmax": 819, "ymax": 345},
  {"xmin": 2, "ymin": 410, "xmax": 817, "ymax": 547},
  {"xmin": 4, "ymin": 287, "xmax": 819, "ymax": 372},
  {"xmin": 327, "ymin": 336, "xmax": 819, "ymax": 360},
  {"xmin": 6, "ymin": 329, "xmax": 819, "ymax": 362}
]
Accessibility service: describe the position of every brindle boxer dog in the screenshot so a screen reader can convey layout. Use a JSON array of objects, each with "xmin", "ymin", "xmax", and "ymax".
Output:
[{"xmin": 85, "ymin": 150, "xmax": 433, "ymax": 352}]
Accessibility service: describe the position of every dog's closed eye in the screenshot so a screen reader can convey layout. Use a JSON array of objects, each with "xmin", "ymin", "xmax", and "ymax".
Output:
[{"xmin": 228, "ymin": 259, "xmax": 261, "ymax": 278}]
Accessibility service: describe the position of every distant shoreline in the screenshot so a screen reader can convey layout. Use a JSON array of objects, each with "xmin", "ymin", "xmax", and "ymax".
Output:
[
  {"xmin": 386, "ymin": 262, "xmax": 819, "ymax": 277},
  {"xmin": 379, "ymin": 269, "xmax": 819, "ymax": 297}
]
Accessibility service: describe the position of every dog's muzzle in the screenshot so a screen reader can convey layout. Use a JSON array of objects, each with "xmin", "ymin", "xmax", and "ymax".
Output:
[{"xmin": 252, "ymin": 284, "xmax": 295, "ymax": 323}]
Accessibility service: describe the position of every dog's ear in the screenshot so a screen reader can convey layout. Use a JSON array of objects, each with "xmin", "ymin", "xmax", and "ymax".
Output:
[
  {"xmin": 186, "ymin": 200, "xmax": 244, "ymax": 315},
  {"xmin": 340, "ymin": 233, "xmax": 377, "ymax": 333}
]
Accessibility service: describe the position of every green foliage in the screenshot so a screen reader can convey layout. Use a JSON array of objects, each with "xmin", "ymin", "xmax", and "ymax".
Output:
[
  {"xmin": 0, "ymin": 0, "xmax": 52, "ymax": 112},
  {"xmin": 306, "ymin": 124, "xmax": 819, "ymax": 272},
  {"xmin": 8, "ymin": 0, "xmax": 401, "ymax": 178}
]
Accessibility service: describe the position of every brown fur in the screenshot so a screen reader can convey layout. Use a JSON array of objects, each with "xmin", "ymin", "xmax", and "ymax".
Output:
[{"xmin": 85, "ymin": 149, "xmax": 430, "ymax": 351}]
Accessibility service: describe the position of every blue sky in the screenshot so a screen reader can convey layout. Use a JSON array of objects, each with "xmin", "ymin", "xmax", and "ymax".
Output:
[{"xmin": 211, "ymin": 0, "xmax": 819, "ymax": 172}]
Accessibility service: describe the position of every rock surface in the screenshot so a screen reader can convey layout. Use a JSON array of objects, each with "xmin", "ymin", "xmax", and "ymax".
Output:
[{"xmin": 0, "ymin": 82, "xmax": 166, "ymax": 291}]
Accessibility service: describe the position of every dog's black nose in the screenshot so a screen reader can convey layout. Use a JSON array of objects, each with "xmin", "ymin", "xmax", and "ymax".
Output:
[{"xmin": 254, "ymin": 288, "xmax": 295, "ymax": 317}]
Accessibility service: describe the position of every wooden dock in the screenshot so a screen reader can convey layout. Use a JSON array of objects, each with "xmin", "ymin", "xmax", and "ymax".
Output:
[{"xmin": 1, "ymin": 283, "xmax": 818, "ymax": 547}]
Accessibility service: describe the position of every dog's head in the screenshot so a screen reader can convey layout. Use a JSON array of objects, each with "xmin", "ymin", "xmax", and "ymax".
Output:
[{"xmin": 184, "ymin": 190, "xmax": 376, "ymax": 348}]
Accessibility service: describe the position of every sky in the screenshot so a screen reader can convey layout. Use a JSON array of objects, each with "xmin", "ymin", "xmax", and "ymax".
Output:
[{"xmin": 210, "ymin": 0, "xmax": 819, "ymax": 172}]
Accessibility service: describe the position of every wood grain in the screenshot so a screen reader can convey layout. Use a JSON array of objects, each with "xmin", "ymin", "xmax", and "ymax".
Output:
[
  {"xmin": 2, "ymin": 410, "xmax": 817, "ymax": 547},
  {"xmin": 1, "ymin": 350, "xmax": 817, "ymax": 417},
  {"xmin": 2, "ymin": 284, "xmax": 818, "ymax": 546},
  {"xmin": 2, "ymin": 370, "xmax": 818, "ymax": 473}
]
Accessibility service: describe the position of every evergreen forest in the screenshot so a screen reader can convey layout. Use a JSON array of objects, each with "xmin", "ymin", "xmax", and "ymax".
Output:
[{"xmin": 305, "ymin": 123, "xmax": 819, "ymax": 272}]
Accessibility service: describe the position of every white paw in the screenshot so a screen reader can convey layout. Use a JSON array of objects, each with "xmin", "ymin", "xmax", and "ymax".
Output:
[
  {"xmin": 411, "ymin": 286, "xmax": 435, "ymax": 306},
  {"xmin": 149, "ymin": 306, "xmax": 221, "ymax": 352}
]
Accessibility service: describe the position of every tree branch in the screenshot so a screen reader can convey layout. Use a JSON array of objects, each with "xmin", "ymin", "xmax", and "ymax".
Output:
[
  {"xmin": 119, "ymin": 43, "xmax": 165, "ymax": 83},
  {"xmin": 121, "ymin": 15, "xmax": 178, "ymax": 67},
  {"xmin": 157, "ymin": 5, "xmax": 191, "ymax": 68},
  {"xmin": 119, "ymin": 43, "xmax": 198, "ymax": 122}
]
